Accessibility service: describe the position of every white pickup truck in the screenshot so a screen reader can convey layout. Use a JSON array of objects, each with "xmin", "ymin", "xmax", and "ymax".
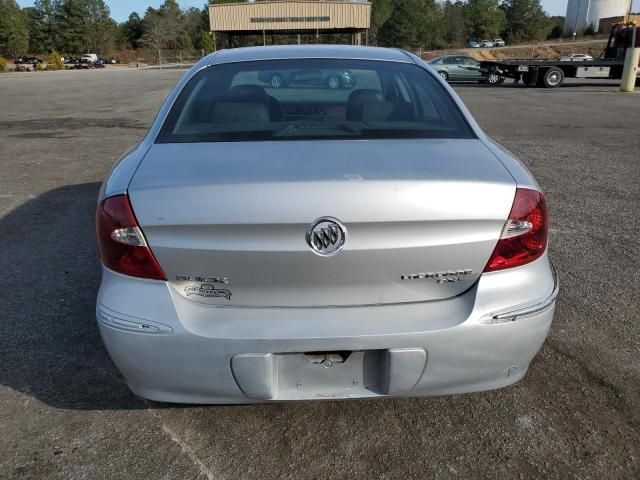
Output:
[{"xmin": 80, "ymin": 53, "xmax": 98, "ymax": 64}]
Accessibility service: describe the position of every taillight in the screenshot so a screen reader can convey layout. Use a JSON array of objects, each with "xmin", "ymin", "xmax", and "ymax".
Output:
[
  {"xmin": 96, "ymin": 194, "xmax": 166, "ymax": 280},
  {"xmin": 484, "ymin": 188, "xmax": 548, "ymax": 272}
]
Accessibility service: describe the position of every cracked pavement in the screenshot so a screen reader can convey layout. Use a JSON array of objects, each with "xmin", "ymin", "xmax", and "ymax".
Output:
[{"xmin": 0, "ymin": 69, "xmax": 638, "ymax": 479}]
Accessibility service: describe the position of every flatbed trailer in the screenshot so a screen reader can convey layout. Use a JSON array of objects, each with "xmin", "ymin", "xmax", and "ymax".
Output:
[
  {"xmin": 479, "ymin": 58, "xmax": 628, "ymax": 88},
  {"xmin": 479, "ymin": 22, "xmax": 639, "ymax": 88}
]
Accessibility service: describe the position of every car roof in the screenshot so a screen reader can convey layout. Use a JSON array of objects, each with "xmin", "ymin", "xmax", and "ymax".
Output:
[{"xmin": 210, "ymin": 45, "xmax": 414, "ymax": 65}]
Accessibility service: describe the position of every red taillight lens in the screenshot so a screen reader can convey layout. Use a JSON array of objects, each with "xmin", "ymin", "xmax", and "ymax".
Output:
[
  {"xmin": 484, "ymin": 188, "xmax": 548, "ymax": 272},
  {"xmin": 96, "ymin": 194, "xmax": 166, "ymax": 280}
]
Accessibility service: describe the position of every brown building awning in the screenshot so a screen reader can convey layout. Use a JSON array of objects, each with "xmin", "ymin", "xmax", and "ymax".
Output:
[{"xmin": 209, "ymin": 1, "xmax": 371, "ymax": 33}]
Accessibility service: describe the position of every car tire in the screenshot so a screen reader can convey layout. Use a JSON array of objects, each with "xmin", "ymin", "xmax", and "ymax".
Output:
[
  {"xmin": 270, "ymin": 73, "xmax": 285, "ymax": 88},
  {"xmin": 327, "ymin": 74, "xmax": 341, "ymax": 89},
  {"xmin": 438, "ymin": 71, "xmax": 449, "ymax": 82},
  {"xmin": 485, "ymin": 71, "xmax": 504, "ymax": 86},
  {"xmin": 542, "ymin": 67, "xmax": 564, "ymax": 88}
]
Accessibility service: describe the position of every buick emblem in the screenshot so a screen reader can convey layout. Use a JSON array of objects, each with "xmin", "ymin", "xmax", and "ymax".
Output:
[{"xmin": 306, "ymin": 217, "xmax": 347, "ymax": 256}]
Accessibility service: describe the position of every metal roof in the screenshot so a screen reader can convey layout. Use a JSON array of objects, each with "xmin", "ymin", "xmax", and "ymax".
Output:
[
  {"xmin": 209, "ymin": 1, "xmax": 371, "ymax": 32},
  {"xmin": 210, "ymin": 45, "xmax": 414, "ymax": 65}
]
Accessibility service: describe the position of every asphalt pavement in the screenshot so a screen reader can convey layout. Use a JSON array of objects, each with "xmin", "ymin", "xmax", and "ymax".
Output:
[{"xmin": 0, "ymin": 69, "xmax": 638, "ymax": 479}]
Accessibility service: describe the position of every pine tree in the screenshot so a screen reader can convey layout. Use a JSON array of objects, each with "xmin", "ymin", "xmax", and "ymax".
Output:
[
  {"xmin": 34, "ymin": 0, "xmax": 58, "ymax": 51},
  {"xmin": 194, "ymin": 30, "xmax": 214, "ymax": 53},
  {"xmin": 464, "ymin": 0, "xmax": 506, "ymax": 40},
  {"xmin": 25, "ymin": 7, "xmax": 47, "ymax": 52},
  {"xmin": 84, "ymin": 0, "xmax": 115, "ymax": 54},
  {"xmin": 377, "ymin": 0, "xmax": 441, "ymax": 49},
  {"xmin": 121, "ymin": 12, "xmax": 144, "ymax": 49},
  {"xmin": 502, "ymin": 0, "xmax": 548, "ymax": 42},
  {"xmin": 370, "ymin": 0, "xmax": 394, "ymax": 45},
  {"xmin": 0, "ymin": 0, "xmax": 29, "ymax": 56},
  {"xmin": 57, "ymin": 0, "xmax": 88, "ymax": 53},
  {"xmin": 441, "ymin": 1, "xmax": 467, "ymax": 46}
]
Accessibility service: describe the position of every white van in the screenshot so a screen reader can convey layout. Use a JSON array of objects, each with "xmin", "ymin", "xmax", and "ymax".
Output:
[{"xmin": 80, "ymin": 53, "xmax": 98, "ymax": 64}]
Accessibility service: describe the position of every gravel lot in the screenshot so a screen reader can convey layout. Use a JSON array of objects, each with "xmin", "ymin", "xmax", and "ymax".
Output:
[{"xmin": 0, "ymin": 68, "xmax": 638, "ymax": 480}]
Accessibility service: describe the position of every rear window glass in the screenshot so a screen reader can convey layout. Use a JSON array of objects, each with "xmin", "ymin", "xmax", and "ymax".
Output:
[{"xmin": 157, "ymin": 59, "xmax": 475, "ymax": 143}]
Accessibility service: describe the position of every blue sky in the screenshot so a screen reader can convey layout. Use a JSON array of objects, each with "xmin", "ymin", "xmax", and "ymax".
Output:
[{"xmin": 16, "ymin": 1, "xmax": 570, "ymax": 23}]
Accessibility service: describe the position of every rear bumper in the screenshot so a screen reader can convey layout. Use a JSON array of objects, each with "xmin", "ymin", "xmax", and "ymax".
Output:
[{"xmin": 96, "ymin": 255, "xmax": 557, "ymax": 404}]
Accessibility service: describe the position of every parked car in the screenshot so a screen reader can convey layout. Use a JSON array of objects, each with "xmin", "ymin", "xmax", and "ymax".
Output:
[
  {"xmin": 493, "ymin": 38, "xmax": 506, "ymax": 47},
  {"xmin": 64, "ymin": 57, "xmax": 81, "ymax": 69},
  {"xmin": 257, "ymin": 68, "xmax": 356, "ymax": 89},
  {"xmin": 560, "ymin": 53, "xmax": 594, "ymax": 62},
  {"xmin": 15, "ymin": 56, "xmax": 43, "ymax": 65},
  {"xmin": 480, "ymin": 40, "xmax": 494, "ymax": 48},
  {"xmin": 465, "ymin": 40, "xmax": 480, "ymax": 48},
  {"xmin": 96, "ymin": 45, "xmax": 556, "ymax": 404},
  {"xmin": 429, "ymin": 55, "xmax": 484, "ymax": 82}
]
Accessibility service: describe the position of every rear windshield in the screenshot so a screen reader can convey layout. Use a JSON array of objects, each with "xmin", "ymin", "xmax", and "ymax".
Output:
[{"xmin": 157, "ymin": 59, "xmax": 475, "ymax": 143}]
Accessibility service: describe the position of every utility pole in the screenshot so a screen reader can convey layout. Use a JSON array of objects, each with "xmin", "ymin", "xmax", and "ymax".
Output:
[{"xmin": 620, "ymin": 24, "xmax": 639, "ymax": 92}]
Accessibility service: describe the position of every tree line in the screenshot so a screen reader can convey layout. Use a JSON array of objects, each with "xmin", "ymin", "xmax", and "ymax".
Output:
[
  {"xmin": 0, "ymin": 0, "xmax": 213, "ymax": 56},
  {"xmin": 372, "ymin": 0, "xmax": 565, "ymax": 49},
  {"xmin": 0, "ymin": 0, "xmax": 564, "ymax": 57}
]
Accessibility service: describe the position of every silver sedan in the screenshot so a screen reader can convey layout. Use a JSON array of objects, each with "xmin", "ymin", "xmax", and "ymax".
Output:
[{"xmin": 96, "ymin": 45, "xmax": 557, "ymax": 404}]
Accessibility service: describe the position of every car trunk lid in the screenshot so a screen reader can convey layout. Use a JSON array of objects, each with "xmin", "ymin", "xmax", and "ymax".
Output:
[{"xmin": 128, "ymin": 139, "xmax": 515, "ymax": 307}]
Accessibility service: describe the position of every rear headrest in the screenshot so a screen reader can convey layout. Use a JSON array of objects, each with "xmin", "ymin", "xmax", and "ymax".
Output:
[
  {"xmin": 346, "ymin": 89, "xmax": 385, "ymax": 121},
  {"xmin": 346, "ymin": 88, "xmax": 415, "ymax": 122}
]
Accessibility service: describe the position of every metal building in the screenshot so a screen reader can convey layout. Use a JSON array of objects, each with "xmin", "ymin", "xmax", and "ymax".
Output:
[
  {"xmin": 565, "ymin": 0, "xmax": 632, "ymax": 34},
  {"xmin": 208, "ymin": 1, "xmax": 372, "ymax": 48}
]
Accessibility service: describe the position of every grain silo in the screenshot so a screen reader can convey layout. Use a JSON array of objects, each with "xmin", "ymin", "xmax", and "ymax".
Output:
[{"xmin": 565, "ymin": 0, "xmax": 632, "ymax": 34}]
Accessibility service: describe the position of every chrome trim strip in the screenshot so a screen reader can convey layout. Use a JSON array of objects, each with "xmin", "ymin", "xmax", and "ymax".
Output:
[{"xmin": 490, "ymin": 264, "xmax": 559, "ymax": 322}]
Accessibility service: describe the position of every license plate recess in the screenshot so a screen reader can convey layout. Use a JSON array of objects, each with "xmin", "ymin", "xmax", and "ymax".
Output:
[{"xmin": 231, "ymin": 348, "xmax": 427, "ymax": 400}]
